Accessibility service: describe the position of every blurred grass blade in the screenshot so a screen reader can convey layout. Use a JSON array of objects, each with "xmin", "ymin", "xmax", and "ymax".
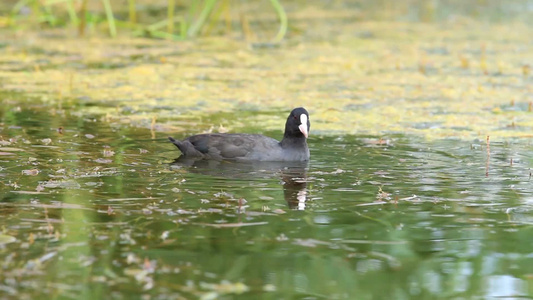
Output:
[
  {"xmin": 101, "ymin": 0, "xmax": 117, "ymax": 37},
  {"xmin": 8, "ymin": 0, "xmax": 286, "ymax": 41},
  {"xmin": 135, "ymin": 15, "xmax": 186, "ymax": 40},
  {"xmin": 187, "ymin": 0, "xmax": 217, "ymax": 37},
  {"xmin": 203, "ymin": 0, "xmax": 225, "ymax": 36},
  {"xmin": 167, "ymin": 0, "xmax": 175, "ymax": 36},
  {"xmin": 42, "ymin": 0, "xmax": 78, "ymax": 26},
  {"xmin": 78, "ymin": 0, "xmax": 87, "ymax": 36},
  {"xmin": 65, "ymin": 0, "xmax": 79, "ymax": 26},
  {"xmin": 128, "ymin": 0, "xmax": 136, "ymax": 24},
  {"xmin": 270, "ymin": 0, "xmax": 287, "ymax": 43}
]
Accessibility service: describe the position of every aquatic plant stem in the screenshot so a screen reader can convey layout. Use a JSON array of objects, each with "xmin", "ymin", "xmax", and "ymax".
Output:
[
  {"xmin": 187, "ymin": 0, "xmax": 217, "ymax": 37},
  {"xmin": 135, "ymin": 16, "xmax": 186, "ymax": 40},
  {"xmin": 270, "ymin": 0, "xmax": 287, "ymax": 42},
  {"xmin": 128, "ymin": 0, "xmax": 136, "ymax": 24},
  {"xmin": 203, "ymin": 1, "xmax": 226, "ymax": 36},
  {"xmin": 167, "ymin": 0, "xmax": 175, "ymax": 37},
  {"xmin": 101, "ymin": 0, "xmax": 117, "ymax": 37},
  {"xmin": 485, "ymin": 135, "xmax": 490, "ymax": 177},
  {"xmin": 65, "ymin": 0, "xmax": 79, "ymax": 26},
  {"xmin": 151, "ymin": 116, "xmax": 157, "ymax": 139},
  {"xmin": 78, "ymin": 0, "xmax": 87, "ymax": 36}
]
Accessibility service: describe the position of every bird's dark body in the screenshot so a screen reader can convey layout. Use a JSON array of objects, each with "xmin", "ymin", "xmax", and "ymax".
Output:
[{"xmin": 168, "ymin": 108, "xmax": 310, "ymax": 162}]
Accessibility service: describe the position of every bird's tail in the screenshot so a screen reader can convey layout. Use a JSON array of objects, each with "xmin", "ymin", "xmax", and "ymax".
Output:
[
  {"xmin": 168, "ymin": 136, "xmax": 201, "ymax": 157},
  {"xmin": 168, "ymin": 136, "xmax": 184, "ymax": 153}
]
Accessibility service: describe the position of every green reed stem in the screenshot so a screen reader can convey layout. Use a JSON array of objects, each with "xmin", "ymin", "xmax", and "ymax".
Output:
[
  {"xmin": 270, "ymin": 0, "xmax": 287, "ymax": 42},
  {"xmin": 101, "ymin": 0, "xmax": 116, "ymax": 37},
  {"xmin": 78, "ymin": 0, "xmax": 87, "ymax": 36},
  {"xmin": 65, "ymin": 0, "xmax": 79, "ymax": 25},
  {"xmin": 203, "ymin": 0, "xmax": 224, "ymax": 36},
  {"xmin": 138, "ymin": 15, "xmax": 186, "ymax": 39},
  {"xmin": 128, "ymin": 0, "xmax": 136, "ymax": 24},
  {"xmin": 187, "ymin": 0, "xmax": 217, "ymax": 37},
  {"xmin": 167, "ymin": 0, "xmax": 175, "ymax": 36}
]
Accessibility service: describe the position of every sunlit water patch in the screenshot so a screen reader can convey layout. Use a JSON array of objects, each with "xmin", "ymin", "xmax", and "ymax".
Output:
[{"xmin": 1, "ymin": 105, "xmax": 533, "ymax": 299}]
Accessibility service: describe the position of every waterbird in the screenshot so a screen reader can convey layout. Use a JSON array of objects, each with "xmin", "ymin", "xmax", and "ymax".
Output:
[{"xmin": 168, "ymin": 107, "xmax": 310, "ymax": 161}]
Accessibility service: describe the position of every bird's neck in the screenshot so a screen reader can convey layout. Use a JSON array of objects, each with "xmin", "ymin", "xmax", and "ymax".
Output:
[{"xmin": 280, "ymin": 136, "xmax": 308, "ymax": 149}]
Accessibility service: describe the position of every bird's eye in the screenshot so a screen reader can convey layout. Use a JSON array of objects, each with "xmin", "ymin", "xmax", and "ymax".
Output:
[{"xmin": 294, "ymin": 116, "xmax": 298, "ymax": 120}]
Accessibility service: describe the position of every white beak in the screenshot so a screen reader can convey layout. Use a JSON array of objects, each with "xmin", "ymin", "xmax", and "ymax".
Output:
[{"xmin": 298, "ymin": 114, "xmax": 308, "ymax": 138}]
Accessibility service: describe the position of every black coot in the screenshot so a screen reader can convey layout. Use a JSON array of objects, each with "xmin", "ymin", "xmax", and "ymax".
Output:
[{"xmin": 168, "ymin": 107, "xmax": 310, "ymax": 161}]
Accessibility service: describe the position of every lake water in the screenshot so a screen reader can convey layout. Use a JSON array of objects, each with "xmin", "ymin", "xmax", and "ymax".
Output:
[
  {"xmin": 1, "ymin": 102, "xmax": 532, "ymax": 299},
  {"xmin": 2, "ymin": 0, "xmax": 533, "ymax": 298}
]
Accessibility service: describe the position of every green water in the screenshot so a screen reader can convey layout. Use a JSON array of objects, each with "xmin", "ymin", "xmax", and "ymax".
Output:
[
  {"xmin": 2, "ymin": 1, "xmax": 533, "ymax": 298},
  {"xmin": 1, "ymin": 101, "xmax": 532, "ymax": 299}
]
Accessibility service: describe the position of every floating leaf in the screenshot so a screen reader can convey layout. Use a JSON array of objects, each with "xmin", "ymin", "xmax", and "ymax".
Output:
[
  {"xmin": 200, "ymin": 281, "xmax": 250, "ymax": 295},
  {"xmin": 42, "ymin": 180, "xmax": 81, "ymax": 189},
  {"xmin": 10, "ymin": 190, "xmax": 49, "ymax": 194},
  {"xmin": 0, "ymin": 234, "xmax": 16, "ymax": 245},
  {"xmin": 263, "ymin": 284, "xmax": 277, "ymax": 292},
  {"xmin": 195, "ymin": 222, "xmax": 268, "ymax": 228},
  {"xmin": 0, "ymin": 147, "xmax": 24, "ymax": 152},
  {"xmin": 95, "ymin": 158, "xmax": 112, "ymax": 164},
  {"xmin": 22, "ymin": 169, "xmax": 39, "ymax": 176},
  {"xmin": 103, "ymin": 149, "xmax": 115, "ymax": 157}
]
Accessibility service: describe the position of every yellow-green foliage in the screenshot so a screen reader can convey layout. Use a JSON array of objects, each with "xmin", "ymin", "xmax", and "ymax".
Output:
[{"xmin": 1, "ymin": 18, "xmax": 532, "ymax": 139}]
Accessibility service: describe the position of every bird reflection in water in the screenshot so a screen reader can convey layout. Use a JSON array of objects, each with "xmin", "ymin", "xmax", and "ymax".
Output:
[
  {"xmin": 171, "ymin": 157, "xmax": 308, "ymax": 210},
  {"xmin": 280, "ymin": 166, "xmax": 308, "ymax": 210}
]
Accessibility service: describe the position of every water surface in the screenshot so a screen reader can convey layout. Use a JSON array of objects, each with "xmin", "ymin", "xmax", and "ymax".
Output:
[{"xmin": 1, "ymin": 103, "xmax": 532, "ymax": 299}]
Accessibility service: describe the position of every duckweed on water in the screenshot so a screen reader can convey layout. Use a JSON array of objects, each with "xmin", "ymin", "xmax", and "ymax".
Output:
[{"xmin": 1, "ymin": 18, "xmax": 533, "ymax": 139}]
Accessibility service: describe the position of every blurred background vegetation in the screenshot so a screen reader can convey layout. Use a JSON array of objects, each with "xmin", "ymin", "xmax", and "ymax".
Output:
[{"xmin": 1, "ymin": 0, "xmax": 533, "ymax": 42}]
